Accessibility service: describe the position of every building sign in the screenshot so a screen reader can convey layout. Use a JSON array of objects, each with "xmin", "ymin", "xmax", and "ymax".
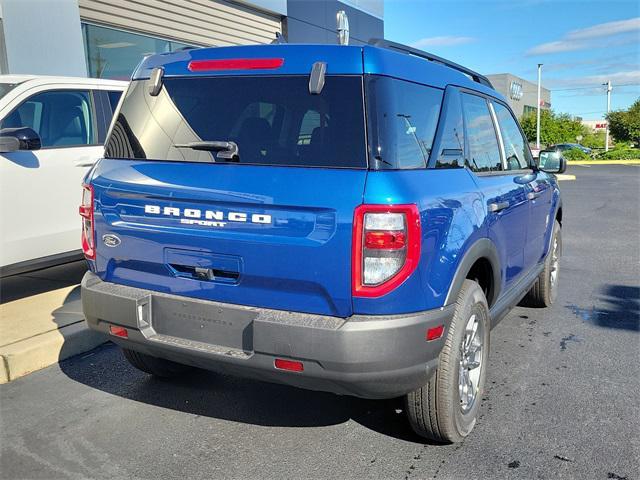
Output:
[
  {"xmin": 596, "ymin": 123, "xmax": 607, "ymax": 129},
  {"xmin": 509, "ymin": 81, "xmax": 523, "ymax": 101}
]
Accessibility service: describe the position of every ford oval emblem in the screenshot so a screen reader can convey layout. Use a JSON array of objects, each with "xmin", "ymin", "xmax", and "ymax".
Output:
[{"xmin": 102, "ymin": 234, "xmax": 121, "ymax": 247}]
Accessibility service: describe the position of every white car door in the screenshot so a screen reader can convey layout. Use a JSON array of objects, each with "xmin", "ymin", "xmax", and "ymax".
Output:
[{"xmin": 0, "ymin": 86, "xmax": 102, "ymax": 270}]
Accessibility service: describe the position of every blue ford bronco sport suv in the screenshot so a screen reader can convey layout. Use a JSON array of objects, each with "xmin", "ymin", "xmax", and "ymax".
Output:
[{"xmin": 81, "ymin": 39, "xmax": 565, "ymax": 443}]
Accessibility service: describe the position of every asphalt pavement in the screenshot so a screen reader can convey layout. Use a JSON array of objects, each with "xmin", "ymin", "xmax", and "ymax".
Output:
[{"xmin": 1, "ymin": 165, "xmax": 638, "ymax": 480}]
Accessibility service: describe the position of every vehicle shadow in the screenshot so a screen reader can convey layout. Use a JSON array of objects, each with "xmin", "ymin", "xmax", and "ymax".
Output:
[
  {"xmin": 59, "ymin": 342, "xmax": 431, "ymax": 444},
  {"xmin": 5, "ymin": 261, "xmax": 429, "ymax": 443},
  {"xmin": 566, "ymin": 284, "xmax": 639, "ymax": 332},
  {"xmin": 0, "ymin": 260, "xmax": 86, "ymax": 304}
]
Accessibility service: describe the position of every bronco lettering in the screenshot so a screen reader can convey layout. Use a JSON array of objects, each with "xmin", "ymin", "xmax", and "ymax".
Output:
[{"xmin": 144, "ymin": 205, "xmax": 272, "ymax": 225}]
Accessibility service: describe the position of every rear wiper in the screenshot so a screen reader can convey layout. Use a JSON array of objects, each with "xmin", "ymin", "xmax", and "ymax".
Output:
[{"xmin": 174, "ymin": 141, "xmax": 239, "ymax": 161}]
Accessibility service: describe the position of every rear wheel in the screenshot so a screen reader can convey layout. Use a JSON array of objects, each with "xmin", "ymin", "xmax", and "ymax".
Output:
[
  {"xmin": 405, "ymin": 279, "xmax": 490, "ymax": 443},
  {"xmin": 521, "ymin": 220, "xmax": 561, "ymax": 308},
  {"xmin": 122, "ymin": 348, "xmax": 192, "ymax": 378}
]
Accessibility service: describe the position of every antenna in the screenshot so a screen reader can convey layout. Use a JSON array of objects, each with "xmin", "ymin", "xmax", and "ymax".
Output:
[{"xmin": 337, "ymin": 11, "xmax": 349, "ymax": 45}]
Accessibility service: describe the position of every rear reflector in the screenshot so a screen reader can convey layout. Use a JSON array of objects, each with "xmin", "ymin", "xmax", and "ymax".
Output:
[
  {"xmin": 188, "ymin": 58, "xmax": 284, "ymax": 72},
  {"xmin": 364, "ymin": 231, "xmax": 406, "ymax": 250},
  {"xmin": 426, "ymin": 325, "xmax": 444, "ymax": 341},
  {"xmin": 109, "ymin": 326, "xmax": 129, "ymax": 339},
  {"xmin": 274, "ymin": 358, "xmax": 304, "ymax": 372}
]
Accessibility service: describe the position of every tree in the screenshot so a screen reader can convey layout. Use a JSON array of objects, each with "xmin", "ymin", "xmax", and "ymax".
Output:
[
  {"xmin": 520, "ymin": 110, "xmax": 587, "ymax": 146},
  {"xmin": 581, "ymin": 131, "xmax": 606, "ymax": 149},
  {"xmin": 607, "ymin": 98, "xmax": 640, "ymax": 147}
]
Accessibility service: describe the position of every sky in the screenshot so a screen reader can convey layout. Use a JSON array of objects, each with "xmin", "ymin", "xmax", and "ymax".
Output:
[{"xmin": 383, "ymin": 0, "xmax": 640, "ymax": 120}]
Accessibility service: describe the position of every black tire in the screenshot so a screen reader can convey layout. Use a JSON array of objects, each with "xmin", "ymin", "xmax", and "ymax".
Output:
[
  {"xmin": 405, "ymin": 279, "xmax": 490, "ymax": 443},
  {"xmin": 521, "ymin": 220, "xmax": 562, "ymax": 308},
  {"xmin": 122, "ymin": 348, "xmax": 192, "ymax": 378}
]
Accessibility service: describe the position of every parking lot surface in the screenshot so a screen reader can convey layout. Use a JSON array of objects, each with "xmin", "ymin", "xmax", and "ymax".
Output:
[{"xmin": 1, "ymin": 165, "xmax": 638, "ymax": 480}]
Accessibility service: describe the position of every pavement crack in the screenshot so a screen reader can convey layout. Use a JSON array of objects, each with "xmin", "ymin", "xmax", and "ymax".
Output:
[{"xmin": 553, "ymin": 454, "xmax": 573, "ymax": 462}]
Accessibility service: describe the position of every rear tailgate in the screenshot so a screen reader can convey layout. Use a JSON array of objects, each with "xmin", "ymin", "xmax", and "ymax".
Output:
[
  {"xmin": 89, "ymin": 69, "xmax": 368, "ymax": 318},
  {"xmin": 91, "ymin": 162, "xmax": 365, "ymax": 317}
]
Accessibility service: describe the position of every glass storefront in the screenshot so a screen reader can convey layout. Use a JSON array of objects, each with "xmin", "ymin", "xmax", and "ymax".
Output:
[{"xmin": 82, "ymin": 23, "xmax": 197, "ymax": 80}]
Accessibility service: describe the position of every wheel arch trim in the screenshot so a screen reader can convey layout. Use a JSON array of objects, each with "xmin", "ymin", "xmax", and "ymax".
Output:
[{"xmin": 444, "ymin": 238, "xmax": 501, "ymax": 307}]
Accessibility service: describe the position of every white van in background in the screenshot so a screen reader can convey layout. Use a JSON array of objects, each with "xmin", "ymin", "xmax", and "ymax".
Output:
[{"xmin": 0, "ymin": 75, "xmax": 127, "ymax": 277}]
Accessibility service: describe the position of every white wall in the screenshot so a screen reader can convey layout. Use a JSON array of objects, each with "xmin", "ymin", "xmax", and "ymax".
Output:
[{"xmin": 0, "ymin": 0, "xmax": 87, "ymax": 76}]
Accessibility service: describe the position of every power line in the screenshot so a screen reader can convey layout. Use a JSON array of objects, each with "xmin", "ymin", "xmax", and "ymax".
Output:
[
  {"xmin": 570, "ymin": 111, "xmax": 608, "ymax": 115},
  {"xmin": 518, "ymin": 83, "xmax": 640, "ymax": 94},
  {"xmin": 551, "ymin": 83, "xmax": 640, "ymax": 92}
]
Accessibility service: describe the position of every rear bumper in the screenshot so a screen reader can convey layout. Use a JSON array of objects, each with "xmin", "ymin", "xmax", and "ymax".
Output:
[{"xmin": 81, "ymin": 272, "xmax": 453, "ymax": 399}]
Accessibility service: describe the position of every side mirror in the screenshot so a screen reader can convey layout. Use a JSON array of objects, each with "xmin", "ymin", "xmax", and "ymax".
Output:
[
  {"xmin": 0, "ymin": 127, "xmax": 42, "ymax": 153},
  {"xmin": 537, "ymin": 149, "xmax": 567, "ymax": 174}
]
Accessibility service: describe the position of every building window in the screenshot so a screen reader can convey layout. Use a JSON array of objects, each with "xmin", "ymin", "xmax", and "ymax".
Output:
[
  {"xmin": 523, "ymin": 105, "xmax": 537, "ymax": 117},
  {"xmin": 82, "ymin": 23, "xmax": 197, "ymax": 80}
]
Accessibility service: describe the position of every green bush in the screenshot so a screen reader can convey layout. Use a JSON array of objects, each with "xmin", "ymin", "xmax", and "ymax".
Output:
[
  {"xmin": 581, "ymin": 132, "xmax": 605, "ymax": 149},
  {"xmin": 562, "ymin": 148, "xmax": 591, "ymax": 161},
  {"xmin": 596, "ymin": 148, "xmax": 640, "ymax": 160}
]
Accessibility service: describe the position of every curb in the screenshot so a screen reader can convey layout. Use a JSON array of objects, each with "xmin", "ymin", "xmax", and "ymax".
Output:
[
  {"xmin": 0, "ymin": 321, "xmax": 107, "ymax": 384},
  {"xmin": 556, "ymin": 174, "xmax": 576, "ymax": 181},
  {"xmin": 567, "ymin": 160, "xmax": 640, "ymax": 165}
]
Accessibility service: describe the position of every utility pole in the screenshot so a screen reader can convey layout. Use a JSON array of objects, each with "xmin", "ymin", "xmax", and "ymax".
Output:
[
  {"xmin": 536, "ymin": 64, "xmax": 543, "ymax": 150},
  {"xmin": 604, "ymin": 81, "xmax": 612, "ymax": 152}
]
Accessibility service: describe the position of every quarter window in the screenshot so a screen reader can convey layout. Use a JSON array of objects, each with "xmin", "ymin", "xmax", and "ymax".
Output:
[
  {"xmin": 366, "ymin": 76, "xmax": 443, "ymax": 169},
  {"xmin": 493, "ymin": 102, "xmax": 532, "ymax": 170},
  {"xmin": 433, "ymin": 89, "xmax": 465, "ymax": 168},
  {"xmin": 461, "ymin": 93, "xmax": 502, "ymax": 172},
  {"xmin": 0, "ymin": 90, "xmax": 95, "ymax": 147}
]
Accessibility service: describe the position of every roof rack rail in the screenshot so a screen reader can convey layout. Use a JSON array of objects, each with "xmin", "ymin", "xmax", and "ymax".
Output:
[{"xmin": 368, "ymin": 38, "xmax": 494, "ymax": 89}]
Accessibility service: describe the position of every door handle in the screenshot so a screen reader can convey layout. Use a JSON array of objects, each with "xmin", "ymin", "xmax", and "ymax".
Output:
[
  {"xmin": 527, "ymin": 191, "xmax": 541, "ymax": 200},
  {"xmin": 488, "ymin": 201, "xmax": 509, "ymax": 213}
]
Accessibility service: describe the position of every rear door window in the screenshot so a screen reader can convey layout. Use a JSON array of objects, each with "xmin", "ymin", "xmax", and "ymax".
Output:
[
  {"xmin": 105, "ymin": 76, "xmax": 367, "ymax": 168},
  {"xmin": 366, "ymin": 76, "xmax": 443, "ymax": 169},
  {"xmin": 493, "ymin": 102, "xmax": 532, "ymax": 170},
  {"xmin": 461, "ymin": 93, "xmax": 502, "ymax": 173},
  {"xmin": 107, "ymin": 90, "xmax": 122, "ymax": 113}
]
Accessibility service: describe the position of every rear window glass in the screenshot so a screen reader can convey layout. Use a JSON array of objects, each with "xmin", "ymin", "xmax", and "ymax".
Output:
[
  {"xmin": 105, "ymin": 75, "xmax": 367, "ymax": 168},
  {"xmin": 366, "ymin": 75, "xmax": 443, "ymax": 169}
]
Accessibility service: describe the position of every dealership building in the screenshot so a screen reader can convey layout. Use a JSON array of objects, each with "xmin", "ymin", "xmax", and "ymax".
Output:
[
  {"xmin": 486, "ymin": 73, "xmax": 551, "ymax": 119},
  {"xmin": 1, "ymin": 0, "xmax": 552, "ymax": 121},
  {"xmin": 0, "ymin": 0, "xmax": 383, "ymax": 79}
]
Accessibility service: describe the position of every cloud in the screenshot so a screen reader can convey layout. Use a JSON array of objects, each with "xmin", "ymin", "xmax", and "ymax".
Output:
[
  {"xmin": 579, "ymin": 70, "xmax": 640, "ymax": 85},
  {"xmin": 526, "ymin": 17, "xmax": 640, "ymax": 55},
  {"xmin": 566, "ymin": 17, "xmax": 640, "ymax": 40},
  {"xmin": 545, "ymin": 70, "xmax": 640, "ymax": 89},
  {"xmin": 410, "ymin": 36, "xmax": 475, "ymax": 48}
]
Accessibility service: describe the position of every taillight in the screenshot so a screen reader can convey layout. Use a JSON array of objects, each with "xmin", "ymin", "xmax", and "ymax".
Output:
[
  {"xmin": 352, "ymin": 204, "xmax": 421, "ymax": 297},
  {"xmin": 79, "ymin": 184, "xmax": 95, "ymax": 260},
  {"xmin": 187, "ymin": 58, "xmax": 284, "ymax": 71}
]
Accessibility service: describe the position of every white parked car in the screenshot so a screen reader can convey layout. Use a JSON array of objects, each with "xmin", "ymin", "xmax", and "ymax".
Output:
[{"xmin": 0, "ymin": 75, "xmax": 127, "ymax": 277}]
